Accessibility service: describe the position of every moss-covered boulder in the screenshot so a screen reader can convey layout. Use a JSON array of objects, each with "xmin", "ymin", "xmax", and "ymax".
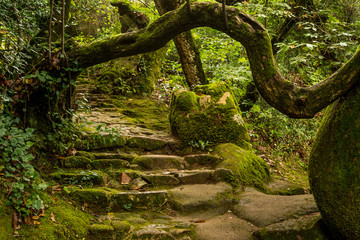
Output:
[
  {"xmin": 169, "ymin": 83, "xmax": 250, "ymax": 148},
  {"xmin": 309, "ymin": 86, "xmax": 360, "ymax": 240},
  {"xmin": 214, "ymin": 143, "xmax": 270, "ymax": 189}
]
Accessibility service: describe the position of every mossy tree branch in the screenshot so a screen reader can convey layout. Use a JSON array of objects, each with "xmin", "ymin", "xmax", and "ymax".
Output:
[{"xmin": 69, "ymin": 2, "xmax": 360, "ymax": 118}]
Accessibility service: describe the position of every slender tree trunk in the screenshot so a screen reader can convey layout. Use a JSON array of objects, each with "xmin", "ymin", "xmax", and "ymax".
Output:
[{"xmin": 154, "ymin": 0, "xmax": 207, "ymax": 88}]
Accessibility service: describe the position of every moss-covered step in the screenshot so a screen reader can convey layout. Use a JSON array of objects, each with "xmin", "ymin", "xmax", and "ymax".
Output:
[
  {"xmin": 96, "ymin": 152, "xmax": 137, "ymax": 161},
  {"xmin": 88, "ymin": 211, "xmax": 195, "ymax": 240},
  {"xmin": 63, "ymin": 156, "xmax": 131, "ymax": 170},
  {"xmin": 168, "ymin": 183, "xmax": 234, "ymax": 213},
  {"xmin": 133, "ymin": 155, "xmax": 185, "ymax": 170},
  {"xmin": 91, "ymin": 159, "xmax": 131, "ymax": 169},
  {"xmin": 184, "ymin": 154, "xmax": 223, "ymax": 169},
  {"xmin": 126, "ymin": 136, "xmax": 170, "ymax": 151},
  {"xmin": 75, "ymin": 134, "xmax": 127, "ymax": 150},
  {"xmin": 51, "ymin": 170, "xmax": 105, "ymax": 186},
  {"xmin": 68, "ymin": 187, "xmax": 168, "ymax": 213}
]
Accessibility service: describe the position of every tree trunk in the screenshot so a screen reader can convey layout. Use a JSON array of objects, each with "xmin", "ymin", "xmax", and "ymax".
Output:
[{"xmin": 154, "ymin": 0, "xmax": 207, "ymax": 88}]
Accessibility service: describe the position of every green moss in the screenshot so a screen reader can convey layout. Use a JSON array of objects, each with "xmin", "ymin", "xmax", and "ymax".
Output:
[
  {"xmin": 89, "ymin": 224, "xmax": 114, "ymax": 239},
  {"xmin": 309, "ymin": 86, "xmax": 360, "ymax": 240},
  {"xmin": 70, "ymin": 188, "xmax": 112, "ymax": 211},
  {"xmin": 214, "ymin": 143, "xmax": 270, "ymax": 190},
  {"xmin": 19, "ymin": 198, "xmax": 92, "ymax": 239},
  {"xmin": 78, "ymin": 134, "xmax": 127, "ymax": 150},
  {"xmin": 0, "ymin": 190, "xmax": 14, "ymax": 240},
  {"xmin": 127, "ymin": 137, "xmax": 167, "ymax": 151},
  {"xmin": 50, "ymin": 170, "xmax": 104, "ymax": 185},
  {"xmin": 76, "ymin": 151, "xmax": 95, "ymax": 160},
  {"xmin": 91, "ymin": 159, "xmax": 131, "ymax": 169},
  {"xmin": 64, "ymin": 156, "xmax": 92, "ymax": 168},
  {"xmin": 169, "ymin": 83, "xmax": 250, "ymax": 148}
]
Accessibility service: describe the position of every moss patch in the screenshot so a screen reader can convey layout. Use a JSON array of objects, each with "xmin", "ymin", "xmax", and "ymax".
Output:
[
  {"xmin": 18, "ymin": 198, "xmax": 92, "ymax": 239},
  {"xmin": 169, "ymin": 83, "xmax": 250, "ymax": 148},
  {"xmin": 214, "ymin": 143, "xmax": 270, "ymax": 190},
  {"xmin": 309, "ymin": 86, "xmax": 360, "ymax": 240}
]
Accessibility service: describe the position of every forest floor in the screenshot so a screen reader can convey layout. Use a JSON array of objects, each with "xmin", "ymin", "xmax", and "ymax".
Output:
[{"xmin": 40, "ymin": 82, "xmax": 328, "ymax": 240}]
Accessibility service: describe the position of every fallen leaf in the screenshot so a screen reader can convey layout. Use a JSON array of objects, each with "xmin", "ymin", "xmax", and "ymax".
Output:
[
  {"xmin": 24, "ymin": 216, "xmax": 33, "ymax": 225},
  {"xmin": 50, "ymin": 213, "xmax": 56, "ymax": 223},
  {"xmin": 33, "ymin": 220, "xmax": 41, "ymax": 225},
  {"xmin": 13, "ymin": 212, "xmax": 21, "ymax": 230},
  {"xmin": 32, "ymin": 215, "xmax": 40, "ymax": 220}
]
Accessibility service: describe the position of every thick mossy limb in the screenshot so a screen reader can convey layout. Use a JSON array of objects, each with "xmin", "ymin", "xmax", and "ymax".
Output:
[
  {"xmin": 214, "ymin": 143, "xmax": 270, "ymax": 190},
  {"xmin": 309, "ymin": 86, "xmax": 360, "ymax": 240},
  {"xmin": 169, "ymin": 82, "xmax": 250, "ymax": 148}
]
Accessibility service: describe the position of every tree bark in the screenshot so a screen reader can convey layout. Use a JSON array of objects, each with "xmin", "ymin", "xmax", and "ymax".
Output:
[
  {"xmin": 154, "ymin": 0, "xmax": 207, "ymax": 87},
  {"xmin": 69, "ymin": 2, "xmax": 360, "ymax": 118}
]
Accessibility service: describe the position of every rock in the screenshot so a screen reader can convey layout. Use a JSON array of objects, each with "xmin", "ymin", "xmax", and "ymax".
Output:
[
  {"xmin": 133, "ymin": 155, "xmax": 185, "ymax": 170},
  {"xmin": 91, "ymin": 159, "xmax": 131, "ymax": 169},
  {"xmin": 252, "ymin": 213, "xmax": 332, "ymax": 240},
  {"xmin": 127, "ymin": 217, "xmax": 147, "ymax": 224},
  {"xmin": 111, "ymin": 190, "xmax": 168, "ymax": 211},
  {"xmin": 120, "ymin": 172, "xmax": 132, "ymax": 185},
  {"xmin": 50, "ymin": 170, "xmax": 104, "ymax": 185},
  {"xmin": 265, "ymin": 179, "xmax": 305, "ymax": 195},
  {"xmin": 195, "ymin": 212, "xmax": 254, "ymax": 240},
  {"xmin": 168, "ymin": 183, "xmax": 233, "ymax": 213},
  {"xmin": 184, "ymin": 154, "xmax": 222, "ymax": 169},
  {"xmin": 64, "ymin": 156, "xmax": 92, "ymax": 169},
  {"xmin": 232, "ymin": 188, "xmax": 318, "ymax": 227},
  {"xmin": 110, "ymin": 221, "xmax": 131, "ymax": 237},
  {"xmin": 127, "ymin": 136, "xmax": 167, "ymax": 151},
  {"xmin": 143, "ymin": 174, "xmax": 180, "ymax": 186},
  {"xmin": 89, "ymin": 224, "xmax": 114, "ymax": 239},
  {"xmin": 309, "ymin": 86, "xmax": 360, "ymax": 240},
  {"xmin": 214, "ymin": 143, "xmax": 270, "ymax": 189},
  {"xmin": 133, "ymin": 228, "xmax": 175, "ymax": 239},
  {"xmin": 128, "ymin": 178, "xmax": 148, "ymax": 190},
  {"xmin": 169, "ymin": 82, "xmax": 250, "ymax": 148},
  {"xmin": 176, "ymin": 170, "xmax": 216, "ymax": 184}
]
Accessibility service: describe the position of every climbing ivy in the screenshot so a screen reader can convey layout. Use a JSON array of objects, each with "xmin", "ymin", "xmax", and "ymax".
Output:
[{"xmin": 0, "ymin": 92, "xmax": 47, "ymax": 217}]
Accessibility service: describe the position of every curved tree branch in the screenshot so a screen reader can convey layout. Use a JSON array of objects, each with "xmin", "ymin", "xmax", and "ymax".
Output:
[{"xmin": 69, "ymin": 2, "xmax": 360, "ymax": 118}]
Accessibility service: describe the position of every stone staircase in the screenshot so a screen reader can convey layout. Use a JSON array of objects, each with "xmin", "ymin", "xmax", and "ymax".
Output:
[{"xmin": 47, "ymin": 83, "xmax": 330, "ymax": 240}]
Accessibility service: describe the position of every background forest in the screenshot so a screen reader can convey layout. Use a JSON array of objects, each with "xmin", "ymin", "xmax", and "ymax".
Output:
[{"xmin": 1, "ymin": 0, "xmax": 360, "ymax": 238}]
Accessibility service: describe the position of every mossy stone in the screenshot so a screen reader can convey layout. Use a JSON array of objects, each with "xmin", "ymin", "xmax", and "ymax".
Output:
[
  {"xmin": 89, "ymin": 224, "xmax": 114, "ymax": 239},
  {"xmin": 309, "ymin": 86, "xmax": 360, "ymax": 240},
  {"xmin": 76, "ymin": 151, "xmax": 95, "ymax": 160},
  {"xmin": 169, "ymin": 83, "xmax": 250, "ymax": 148},
  {"xmin": 64, "ymin": 156, "xmax": 92, "ymax": 168},
  {"xmin": 214, "ymin": 143, "xmax": 270, "ymax": 190}
]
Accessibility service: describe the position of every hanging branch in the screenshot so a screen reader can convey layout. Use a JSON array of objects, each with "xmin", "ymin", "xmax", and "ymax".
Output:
[{"xmin": 48, "ymin": 0, "xmax": 55, "ymax": 63}]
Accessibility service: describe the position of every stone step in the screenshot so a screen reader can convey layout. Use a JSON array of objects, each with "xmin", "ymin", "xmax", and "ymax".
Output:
[
  {"xmin": 51, "ymin": 170, "xmax": 105, "ymax": 186},
  {"xmin": 63, "ymin": 156, "xmax": 131, "ymax": 170},
  {"xmin": 109, "ymin": 169, "xmax": 223, "ymax": 187},
  {"xmin": 168, "ymin": 183, "xmax": 234, "ymax": 213},
  {"xmin": 88, "ymin": 211, "xmax": 194, "ymax": 240},
  {"xmin": 133, "ymin": 155, "xmax": 185, "ymax": 170},
  {"xmin": 67, "ymin": 187, "xmax": 168, "ymax": 214}
]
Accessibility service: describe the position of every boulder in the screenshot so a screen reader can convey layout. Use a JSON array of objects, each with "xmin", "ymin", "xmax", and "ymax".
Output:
[
  {"xmin": 214, "ymin": 143, "xmax": 270, "ymax": 189},
  {"xmin": 169, "ymin": 83, "xmax": 250, "ymax": 148},
  {"xmin": 309, "ymin": 86, "xmax": 360, "ymax": 240}
]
